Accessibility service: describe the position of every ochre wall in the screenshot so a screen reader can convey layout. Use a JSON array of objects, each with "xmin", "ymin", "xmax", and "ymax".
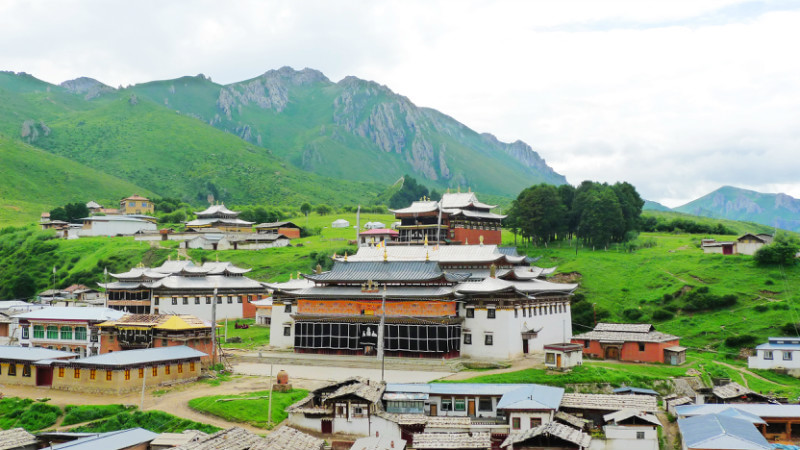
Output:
[
  {"xmin": 51, "ymin": 360, "xmax": 200, "ymax": 394},
  {"xmin": 0, "ymin": 363, "xmax": 38, "ymax": 386}
]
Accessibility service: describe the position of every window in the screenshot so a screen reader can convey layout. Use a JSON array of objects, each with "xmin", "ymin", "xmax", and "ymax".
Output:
[
  {"xmin": 454, "ymin": 399, "xmax": 466, "ymax": 412},
  {"xmin": 466, "ymin": 308, "xmax": 474, "ymax": 318},
  {"xmin": 190, "ymin": 362, "xmax": 195, "ymax": 371},
  {"xmin": 139, "ymin": 368, "xmax": 144, "ymax": 378},
  {"xmin": 58, "ymin": 367, "xmax": 65, "ymax": 378},
  {"xmin": 60, "ymin": 326, "xmax": 73, "ymax": 340},
  {"xmin": 154, "ymin": 298, "xmax": 159, "ymax": 306},
  {"xmin": 217, "ymin": 297, "xmax": 222, "ymax": 304},
  {"xmin": 8, "ymin": 364, "xmax": 16, "ymax": 376},
  {"xmin": 22, "ymin": 327, "xmax": 29, "ymax": 339},
  {"xmin": 441, "ymin": 399, "xmax": 453, "ymax": 411},
  {"xmin": 284, "ymin": 303, "xmax": 292, "ymax": 313},
  {"xmin": 638, "ymin": 343, "xmax": 646, "ymax": 352},
  {"xmin": 74, "ymin": 368, "xmax": 80, "ymax": 378},
  {"xmin": 172, "ymin": 298, "xmax": 178, "ymax": 305},
  {"xmin": 33, "ymin": 325, "xmax": 44, "ymax": 339},
  {"xmin": 152, "ymin": 366, "xmax": 158, "ymax": 376},
  {"xmin": 545, "ymin": 352, "xmax": 556, "ymax": 365},
  {"xmin": 512, "ymin": 417, "xmax": 521, "ymax": 429},
  {"xmin": 464, "ymin": 333, "xmax": 472, "ymax": 345},
  {"xmin": 584, "ymin": 340, "xmax": 590, "ymax": 349},
  {"xmin": 178, "ymin": 363, "xmax": 183, "ymax": 373},
  {"xmin": 227, "ymin": 296, "xmax": 232, "ymax": 304},
  {"xmin": 165, "ymin": 365, "xmax": 171, "ymax": 375},
  {"xmin": 195, "ymin": 297, "xmax": 200, "ymax": 305},
  {"xmin": 47, "ymin": 326, "xmax": 59, "ymax": 339},
  {"xmin": 514, "ymin": 308, "xmax": 518, "ymax": 318},
  {"xmin": 784, "ymin": 351, "xmax": 793, "ymax": 361},
  {"xmin": 182, "ymin": 297, "xmax": 188, "ymax": 305},
  {"xmin": 75, "ymin": 327, "xmax": 87, "ymax": 340},
  {"xmin": 636, "ymin": 431, "xmax": 645, "ymax": 440},
  {"xmin": 522, "ymin": 307, "xmax": 526, "ymax": 317},
  {"xmin": 22, "ymin": 365, "xmax": 31, "ymax": 377},
  {"xmin": 530, "ymin": 418, "xmax": 542, "ymax": 428},
  {"xmin": 141, "ymin": 202, "xmax": 147, "ymax": 207},
  {"xmin": 764, "ymin": 350, "xmax": 773, "ymax": 360},
  {"xmin": 124, "ymin": 369, "xmax": 130, "ymax": 380},
  {"xmin": 90, "ymin": 369, "xmax": 96, "ymax": 380},
  {"xmin": 162, "ymin": 339, "xmax": 168, "ymax": 346},
  {"xmin": 485, "ymin": 334, "xmax": 493, "ymax": 346},
  {"xmin": 237, "ymin": 296, "xmax": 242, "ymax": 303},
  {"xmin": 487, "ymin": 308, "xmax": 496, "ymax": 319},
  {"xmin": 206, "ymin": 297, "xmax": 211, "ymax": 304},
  {"xmin": 479, "ymin": 398, "xmax": 492, "ymax": 412},
  {"xmin": 106, "ymin": 370, "xmax": 112, "ymax": 381},
  {"xmin": 283, "ymin": 326, "xmax": 291, "ymax": 336}
]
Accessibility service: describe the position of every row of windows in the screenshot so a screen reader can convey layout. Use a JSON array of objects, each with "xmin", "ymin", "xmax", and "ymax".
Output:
[
  {"xmin": 465, "ymin": 303, "xmax": 567, "ymax": 319},
  {"xmin": 763, "ymin": 350, "xmax": 793, "ymax": 361},
  {"xmin": 511, "ymin": 417, "xmax": 542, "ymax": 430},
  {"xmin": 463, "ymin": 333, "xmax": 493, "ymax": 346},
  {"xmin": 0, "ymin": 364, "xmax": 31, "ymax": 377},
  {"xmin": 56, "ymin": 362, "xmax": 195, "ymax": 380},
  {"xmin": 26, "ymin": 326, "xmax": 88, "ymax": 341}
]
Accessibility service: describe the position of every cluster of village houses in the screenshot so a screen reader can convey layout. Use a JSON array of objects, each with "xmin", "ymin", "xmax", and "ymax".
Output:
[{"xmin": 0, "ymin": 192, "xmax": 794, "ymax": 449}]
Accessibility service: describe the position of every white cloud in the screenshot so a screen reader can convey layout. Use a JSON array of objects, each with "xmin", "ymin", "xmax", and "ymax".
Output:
[{"xmin": 1, "ymin": 0, "xmax": 799, "ymax": 206}]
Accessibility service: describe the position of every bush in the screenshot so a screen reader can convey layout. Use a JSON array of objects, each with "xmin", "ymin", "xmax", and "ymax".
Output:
[
  {"xmin": 724, "ymin": 334, "xmax": 758, "ymax": 348},
  {"xmin": 780, "ymin": 322, "xmax": 800, "ymax": 336},
  {"xmin": 754, "ymin": 233, "xmax": 800, "ymax": 266},
  {"xmin": 17, "ymin": 402, "xmax": 61, "ymax": 431},
  {"xmin": 622, "ymin": 308, "xmax": 644, "ymax": 321},
  {"xmin": 62, "ymin": 404, "xmax": 131, "ymax": 426},
  {"xmin": 682, "ymin": 287, "xmax": 736, "ymax": 312},
  {"xmin": 652, "ymin": 309, "xmax": 675, "ymax": 321},
  {"xmin": 753, "ymin": 304, "xmax": 769, "ymax": 313}
]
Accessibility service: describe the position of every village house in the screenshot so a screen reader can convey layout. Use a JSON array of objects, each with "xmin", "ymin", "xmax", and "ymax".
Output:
[
  {"xmin": 185, "ymin": 204, "xmax": 254, "ymax": 232},
  {"xmin": 15, "ymin": 307, "xmax": 126, "ymax": 357},
  {"xmin": 602, "ymin": 409, "xmax": 662, "ymax": 450},
  {"xmin": 748, "ymin": 337, "xmax": 800, "ymax": 375},
  {"xmin": 254, "ymin": 221, "xmax": 302, "ymax": 239},
  {"xmin": 543, "ymin": 343, "xmax": 583, "ymax": 370},
  {"xmin": 571, "ymin": 323, "xmax": 685, "ymax": 364},
  {"xmin": 49, "ymin": 345, "xmax": 206, "ymax": 394},
  {"xmin": 77, "ymin": 215, "xmax": 157, "ymax": 237},
  {"xmin": 358, "ymin": 228, "xmax": 399, "ymax": 247},
  {"xmin": 677, "ymin": 413, "xmax": 771, "ymax": 450},
  {"xmin": 97, "ymin": 314, "xmax": 215, "ymax": 363},
  {"xmin": 702, "ymin": 233, "xmax": 774, "ymax": 256},
  {"xmin": 558, "ymin": 393, "xmax": 658, "ymax": 428},
  {"xmin": 706, "ymin": 381, "xmax": 775, "ymax": 404},
  {"xmin": 676, "ymin": 404, "xmax": 800, "ymax": 443},
  {"xmin": 47, "ymin": 428, "xmax": 160, "ymax": 450},
  {"xmin": 119, "ymin": 194, "xmax": 154, "ymax": 215},
  {"xmin": 391, "ymin": 191, "xmax": 505, "ymax": 246},
  {"xmin": 103, "ymin": 258, "xmax": 267, "ymax": 320},
  {"xmin": 500, "ymin": 421, "xmax": 592, "ymax": 450},
  {"xmin": 0, "ymin": 346, "xmax": 77, "ymax": 388}
]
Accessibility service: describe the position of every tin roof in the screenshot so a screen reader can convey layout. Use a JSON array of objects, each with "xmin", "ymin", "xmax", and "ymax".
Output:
[
  {"xmin": 61, "ymin": 345, "xmax": 206, "ymax": 368},
  {"xmin": 0, "ymin": 346, "xmax": 77, "ymax": 362},
  {"xmin": 613, "ymin": 386, "xmax": 659, "ymax": 396},
  {"xmin": 255, "ymin": 221, "xmax": 300, "ymax": 229},
  {"xmin": 501, "ymin": 422, "xmax": 591, "ymax": 449},
  {"xmin": 595, "ymin": 323, "xmax": 654, "ymax": 333},
  {"xmin": 149, "ymin": 430, "xmax": 208, "ymax": 447},
  {"xmin": 304, "ymin": 261, "xmax": 466, "ymax": 283},
  {"xmin": 15, "ymin": 307, "xmax": 125, "ymax": 322},
  {"xmin": 283, "ymin": 286, "xmax": 455, "ymax": 299},
  {"xmin": 495, "ymin": 384, "xmax": 564, "ymax": 411},
  {"xmin": 677, "ymin": 414, "xmax": 771, "ymax": 450},
  {"xmin": 603, "ymin": 409, "xmax": 662, "ymax": 426},
  {"xmin": 49, "ymin": 428, "xmax": 158, "ymax": 450},
  {"xmin": 573, "ymin": 322, "xmax": 678, "ymax": 344},
  {"xmin": 0, "ymin": 428, "xmax": 38, "ymax": 450},
  {"xmin": 676, "ymin": 404, "xmax": 800, "ymax": 419}
]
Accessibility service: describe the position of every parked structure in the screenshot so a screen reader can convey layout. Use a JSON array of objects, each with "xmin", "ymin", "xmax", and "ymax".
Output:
[
  {"xmin": 748, "ymin": 337, "xmax": 800, "ymax": 375},
  {"xmin": 119, "ymin": 195, "xmax": 154, "ymax": 215},
  {"xmin": 255, "ymin": 221, "xmax": 302, "ymax": 239},
  {"xmin": 185, "ymin": 204, "xmax": 254, "ymax": 232},
  {"xmin": 391, "ymin": 192, "xmax": 505, "ymax": 245},
  {"xmin": 572, "ymin": 323, "xmax": 684, "ymax": 364},
  {"xmin": 103, "ymin": 258, "xmax": 266, "ymax": 320},
  {"xmin": 16, "ymin": 307, "xmax": 125, "ymax": 357},
  {"xmin": 97, "ymin": 314, "xmax": 214, "ymax": 363}
]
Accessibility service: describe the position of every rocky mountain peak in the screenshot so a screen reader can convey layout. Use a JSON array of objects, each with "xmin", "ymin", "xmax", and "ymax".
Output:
[
  {"xmin": 60, "ymin": 77, "xmax": 114, "ymax": 100},
  {"xmin": 260, "ymin": 66, "xmax": 330, "ymax": 86}
]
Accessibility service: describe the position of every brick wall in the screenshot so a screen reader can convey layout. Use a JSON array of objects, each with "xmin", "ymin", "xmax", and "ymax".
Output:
[
  {"xmin": 574, "ymin": 338, "xmax": 679, "ymax": 363},
  {"xmin": 453, "ymin": 228, "xmax": 501, "ymax": 245}
]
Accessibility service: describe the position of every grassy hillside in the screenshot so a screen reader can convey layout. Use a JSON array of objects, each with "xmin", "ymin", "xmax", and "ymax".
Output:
[
  {"xmin": 675, "ymin": 185, "xmax": 800, "ymax": 232},
  {"xmin": 642, "ymin": 210, "xmax": 776, "ymax": 236},
  {"xmin": 0, "ymin": 134, "xmax": 152, "ymax": 226}
]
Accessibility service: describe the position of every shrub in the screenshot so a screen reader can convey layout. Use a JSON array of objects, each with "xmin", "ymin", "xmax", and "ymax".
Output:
[
  {"xmin": 724, "ymin": 334, "xmax": 758, "ymax": 348},
  {"xmin": 622, "ymin": 308, "xmax": 643, "ymax": 321},
  {"xmin": 780, "ymin": 322, "xmax": 800, "ymax": 336},
  {"xmin": 652, "ymin": 309, "xmax": 675, "ymax": 321},
  {"xmin": 17, "ymin": 402, "xmax": 61, "ymax": 431},
  {"xmin": 62, "ymin": 404, "xmax": 131, "ymax": 426},
  {"xmin": 682, "ymin": 287, "xmax": 736, "ymax": 312},
  {"xmin": 753, "ymin": 304, "xmax": 769, "ymax": 313}
]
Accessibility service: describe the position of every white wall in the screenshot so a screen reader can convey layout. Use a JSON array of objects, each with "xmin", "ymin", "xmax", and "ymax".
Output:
[
  {"xmin": 154, "ymin": 295, "xmax": 246, "ymax": 321},
  {"xmin": 737, "ymin": 242, "xmax": 764, "ymax": 256},
  {"xmin": 507, "ymin": 411, "xmax": 553, "ymax": 432},
  {"xmin": 270, "ymin": 302, "xmax": 295, "ymax": 348},
  {"xmin": 748, "ymin": 349, "xmax": 800, "ymax": 370},
  {"xmin": 603, "ymin": 425, "xmax": 659, "ymax": 450},
  {"xmin": 79, "ymin": 220, "xmax": 156, "ymax": 237}
]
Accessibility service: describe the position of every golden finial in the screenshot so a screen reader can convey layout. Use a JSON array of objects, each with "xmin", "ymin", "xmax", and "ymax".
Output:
[
  {"xmin": 465, "ymin": 238, "xmax": 469, "ymax": 245},
  {"xmin": 426, "ymin": 250, "xmax": 430, "ymax": 261},
  {"xmin": 290, "ymin": 273, "xmax": 293, "ymax": 280},
  {"xmin": 297, "ymin": 271, "xmax": 301, "ymax": 279},
  {"xmin": 424, "ymin": 234, "xmax": 428, "ymax": 246},
  {"xmin": 315, "ymin": 264, "xmax": 322, "ymax": 274},
  {"xmin": 344, "ymin": 252, "xmax": 348, "ymax": 262},
  {"xmin": 479, "ymin": 235, "xmax": 484, "ymax": 246},
  {"xmin": 457, "ymin": 186, "xmax": 461, "ymax": 193},
  {"xmin": 490, "ymin": 263, "xmax": 497, "ymax": 278},
  {"xmin": 383, "ymin": 245, "xmax": 388, "ymax": 262},
  {"xmin": 332, "ymin": 252, "xmax": 337, "ymax": 259}
]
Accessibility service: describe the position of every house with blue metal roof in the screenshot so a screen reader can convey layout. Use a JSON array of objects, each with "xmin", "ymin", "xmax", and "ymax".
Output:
[
  {"xmin": 748, "ymin": 337, "xmax": 800, "ymax": 374},
  {"xmin": 677, "ymin": 413, "xmax": 771, "ymax": 450},
  {"xmin": 46, "ymin": 427, "xmax": 158, "ymax": 450},
  {"xmin": 676, "ymin": 404, "xmax": 800, "ymax": 443}
]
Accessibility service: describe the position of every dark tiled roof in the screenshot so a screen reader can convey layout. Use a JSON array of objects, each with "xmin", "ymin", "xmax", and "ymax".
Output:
[{"xmin": 304, "ymin": 261, "xmax": 454, "ymax": 283}]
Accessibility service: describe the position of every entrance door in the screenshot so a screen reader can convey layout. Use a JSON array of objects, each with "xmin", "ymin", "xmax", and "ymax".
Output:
[
  {"xmin": 36, "ymin": 367, "xmax": 53, "ymax": 386},
  {"xmin": 321, "ymin": 419, "xmax": 332, "ymax": 434},
  {"xmin": 556, "ymin": 354, "xmax": 562, "ymax": 368},
  {"xmin": 605, "ymin": 347, "xmax": 620, "ymax": 360},
  {"xmin": 430, "ymin": 404, "xmax": 438, "ymax": 416},
  {"xmin": 468, "ymin": 399, "xmax": 476, "ymax": 416},
  {"xmin": 522, "ymin": 339, "xmax": 529, "ymax": 354}
]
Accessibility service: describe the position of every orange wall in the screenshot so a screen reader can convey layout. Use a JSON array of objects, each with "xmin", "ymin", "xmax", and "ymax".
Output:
[
  {"xmin": 241, "ymin": 295, "xmax": 257, "ymax": 318},
  {"xmin": 298, "ymin": 299, "xmax": 455, "ymax": 317},
  {"xmin": 572, "ymin": 338, "xmax": 679, "ymax": 364},
  {"xmin": 453, "ymin": 228, "xmax": 501, "ymax": 245},
  {"xmin": 279, "ymin": 228, "xmax": 301, "ymax": 239}
]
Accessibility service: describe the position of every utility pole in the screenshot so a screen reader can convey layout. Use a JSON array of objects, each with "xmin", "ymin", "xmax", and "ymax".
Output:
[
  {"xmin": 140, "ymin": 366, "xmax": 147, "ymax": 410},
  {"xmin": 267, "ymin": 364, "xmax": 274, "ymax": 425},
  {"xmin": 103, "ymin": 267, "xmax": 108, "ymax": 308},
  {"xmin": 211, "ymin": 286, "xmax": 218, "ymax": 366},
  {"xmin": 377, "ymin": 285, "xmax": 386, "ymax": 383}
]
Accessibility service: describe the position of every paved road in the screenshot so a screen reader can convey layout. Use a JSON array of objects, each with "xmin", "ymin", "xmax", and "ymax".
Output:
[{"xmin": 234, "ymin": 361, "xmax": 451, "ymax": 383}]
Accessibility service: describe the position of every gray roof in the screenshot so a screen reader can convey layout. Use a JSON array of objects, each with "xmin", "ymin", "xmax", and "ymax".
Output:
[
  {"xmin": 304, "ymin": 261, "xmax": 468, "ymax": 283},
  {"xmin": 603, "ymin": 409, "xmax": 662, "ymax": 426},
  {"xmin": 675, "ymin": 404, "xmax": 800, "ymax": 419},
  {"xmin": 0, "ymin": 427, "xmax": 38, "ymax": 450},
  {"xmin": 412, "ymin": 432, "xmax": 491, "ymax": 449},
  {"xmin": 175, "ymin": 427, "xmax": 265, "ymax": 450},
  {"xmin": 450, "ymin": 209, "xmax": 506, "ymax": 220},
  {"xmin": 350, "ymin": 436, "xmax": 406, "ymax": 450},
  {"xmin": 185, "ymin": 218, "xmax": 254, "ymax": 227},
  {"xmin": 325, "ymin": 379, "xmax": 385, "ymax": 404},
  {"xmin": 388, "ymin": 383, "xmax": 553, "ymax": 399},
  {"xmin": 49, "ymin": 428, "xmax": 159, "ymax": 450},
  {"xmin": 264, "ymin": 278, "xmax": 316, "ymax": 291},
  {"xmin": 573, "ymin": 322, "xmax": 679, "ymax": 344},
  {"xmin": 495, "ymin": 384, "xmax": 564, "ymax": 411},
  {"xmin": 560, "ymin": 393, "xmax": 658, "ymax": 412},
  {"xmin": 501, "ymin": 422, "xmax": 591, "ymax": 449},
  {"xmin": 194, "ymin": 204, "xmax": 240, "ymax": 217},
  {"xmin": 715, "ymin": 407, "xmax": 767, "ymax": 424},
  {"xmin": 0, "ymin": 346, "xmax": 77, "ymax": 362},
  {"xmin": 15, "ymin": 306, "xmax": 125, "ymax": 322},
  {"xmin": 455, "ymin": 278, "xmax": 578, "ymax": 295},
  {"xmin": 594, "ymin": 323, "xmax": 654, "ymax": 333},
  {"xmin": 554, "ymin": 411, "xmax": 590, "ymax": 429},
  {"xmin": 281, "ymin": 285, "xmax": 454, "ymax": 299},
  {"xmin": 60, "ymin": 345, "xmax": 206, "ymax": 368},
  {"xmin": 149, "ymin": 430, "xmax": 209, "ymax": 447},
  {"xmin": 613, "ymin": 386, "xmax": 659, "ymax": 396},
  {"xmin": 677, "ymin": 414, "xmax": 771, "ymax": 450},
  {"xmin": 712, "ymin": 382, "xmax": 767, "ymax": 400},
  {"xmin": 255, "ymin": 221, "xmax": 300, "ymax": 229},
  {"xmin": 348, "ymin": 245, "xmax": 510, "ymax": 264}
]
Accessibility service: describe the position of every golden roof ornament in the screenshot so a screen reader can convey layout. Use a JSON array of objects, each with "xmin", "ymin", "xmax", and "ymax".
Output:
[
  {"xmin": 465, "ymin": 238, "xmax": 469, "ymax": 245},
  {"xmin": 490, "ymin": 263, "xmax": 497, "ymax": 278},
  {"xmin": 426, "ymin": 250, "xmax": 430, "ymax": 261},
  {"xmin": 297, "ymin": 271, "xmax": 301, "ymax": 279},
  {"xmin": 424, "ymin": 234, "xmax": 428, "ymax": 246},
  {"xmin": 479, "ymin": 235, "xmax": 484, "ymax": 246},
  {"xmin": 315, "ymin": 264, "xmax": 322, "ymax": 274},
  {"xmin": 383, "ymin": 245, "xmax": 388, "ymax": 262},
  {"xmin": 289, "ymin": 273, "xmax": 293, "ymax": 280},
  {"xmin": 344, "ymin": 252, "xmax": 348, "ymax": 262}
]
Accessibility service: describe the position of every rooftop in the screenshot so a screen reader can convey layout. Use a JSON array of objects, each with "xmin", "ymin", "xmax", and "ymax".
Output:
[
  {"xmin": 0, "ymin": 346, "xmax": 77, "ymax": 362},
  {"xmin": 412, "ymin": 432, "xmax": 491, "ymax": 449},
  {"xmin": 501, "ymin": 422, "xmax": 591, "ymax": 449},
  {"xmin": 194, "ymin": 204, "xmax": 240, "ymax": 217},
  {"xmin": 675, "ymin": 404, "xmax": 800, "ymax": 419},
  {"xmin": 97, "ymin": 314, "xmax": 212, "ymax": 330},
  {"xmin": 560, "ymin": 393, "xmax": 658, "ymax": 412},
  {"xmin": 573, "ymin": 322, "xmax": 679, "ymax": 344},
  {"xmin": 677, "ymin": 414, "xmax": 771, "ymax": 450},
  {"xmin": 49, "ymin": 427, "xmax": 158, "ymax": 450},
  {"xmin": 58, "ymin": 345, "xmax": 206, "ymax": 368},
  {"xmin": 303, "ymin": 261, "xmax": 468, "ymax": 284},
  {"xmin": 15, "ymin": 306, "xmax": 125, "ymax": 322},
  {"xmin": 254, "ymin": 221, "xmax": 300, "ymax": 229},
  {"xmin": 0, "ymin": 427, "xmax": 38, "ymax": 450}
]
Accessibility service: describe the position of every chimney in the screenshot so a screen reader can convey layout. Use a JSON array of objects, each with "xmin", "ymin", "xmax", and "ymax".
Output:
[{"xmin": 391, "ymin": 441, "xmax": 394, "ymax": 448}]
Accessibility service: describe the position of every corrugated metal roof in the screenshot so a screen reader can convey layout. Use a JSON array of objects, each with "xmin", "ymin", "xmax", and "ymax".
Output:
[
  {"xmin": 154, "ymin": 275, "xmax": 264, "ymax": 290},
  {"xmin": 15, "ymin": 307, "xmax": 125, "ymax": 322},
  {"xmin": 455, "ymin": 278, "xmax": 577, "ymax": 295},
  {"xmin": 603, "ymin": 409, "xmax": 662, "ymax": 426},
  {"xmin": 595, "ymin": 323, "xmax": 654, "ymax": 333},
  {"xmin": 62, "ymin": 345, "xmax": 206, "ymax": 368},
  {"xmin": 613, "ymin": 387, "xmax": 659, "ymax": 396},
  {"xmin": 49, "ymin": 428, "xmax": 158, "ymax": 450},
  {"xmin": 715, "ymin": 407, "xmax": 767, "ymax": 424},
  {"xmin": 305, "ymin": 261, "xmax": 452, "ymax": 283},
  {"xmin": 0, "ymin": 346, "xmax": 77, "ymax": 362},
  {"xmin": 675, "ymin": 404, "xmax": 800, "ymax": 419},
  {"xmin": 677, "ymin": 414, "xmax": 771, "ymax": 450},
  {"xmin": 255, "ymin": 221, "xmax": 299, "ymax": 229},
  {"xmin": 495, "ymin": 384, "xmax": 564, "ymax": 411}
]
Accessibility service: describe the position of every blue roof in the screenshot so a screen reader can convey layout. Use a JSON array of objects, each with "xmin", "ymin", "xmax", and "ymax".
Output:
[
  {"xmin": 0, "ymin": 346, "xmax": 76, "ymax": 362},
  {"xmin": 716, "ymin": 407, "xmax": 767, "ymax": 424},
  {"xmin": 756, "ymin": 342, "xmax": 800, "ymax": 351},
  {"xmin": 49, "ymin": 428, "xmax": 158, "ymax": 449},
  {"xmin": 678, "ymin": 414, "xmax": 770, "ymax": 450},
  {"xmin": 386, "ymin": 383, "xmax": 563, "ymax": 410},
  {"xmin": 495, "ymin": 385, "xmax": 564, "ymax": 411},
  {"xmin": 676, "ymin": 404, "xmax": 800, "ymax": 419},
  {"xmin": 61, "ymin": 346, "xmax": 206, "ymax": 368},
  {"xmin": 613, "ymin": 387, "xmax": 659, "ymax": 396}
]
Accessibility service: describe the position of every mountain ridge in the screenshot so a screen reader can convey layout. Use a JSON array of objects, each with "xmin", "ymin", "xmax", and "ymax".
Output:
[{"xmin": 675, "ymin": 185, "xmax": 800, "ymax": 232}]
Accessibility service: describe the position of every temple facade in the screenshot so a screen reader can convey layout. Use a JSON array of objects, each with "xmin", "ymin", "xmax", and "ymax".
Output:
[
  {"xmin": 103, "ymin": 259, "xmax": 267, "ymax": 320},
  {"xmin": 270, "ymin": 246, "xmax": 577, "ymax": 360},
  {"xmin": 185, "ymin": 204, "xmax": 254, "ymax": 232},
  {"xmin": 391, "ymin": 192, "xmax": 505, "ymax": 245}
]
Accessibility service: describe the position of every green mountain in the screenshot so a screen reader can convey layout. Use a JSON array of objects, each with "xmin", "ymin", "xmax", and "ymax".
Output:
[
  {"xmin": 674, "ymin": 186, "xmax": 800, "ymax": 232},
  {"xmin": 643, "ymin": 199, "xmax": 671, "ymax": 211},
  {"xmin": 126, "ymin": 67, "xmax": 566, "ymax": 195},
  {"xmin": 0, "ymin": 133, "xmax": 151, "ymax": 225}
]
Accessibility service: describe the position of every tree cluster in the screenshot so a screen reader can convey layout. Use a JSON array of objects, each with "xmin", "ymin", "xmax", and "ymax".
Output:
[
  {"xmin": 238, "ymin": 206, "xmax": 285, "ymax": 224},
  {"xmin": 754, "ymin": 232, "xmax": 800, "ymax": 266},
  {"xmin": 640, "ymin": 216, "xmax": 733, "ymax": 235},
  {"xmin": 507, "ymin": 181, "xmax": 644, "ymax": 247},
  {"xmin": 388, "ymin": 175, "xmax": 440, "ymax": 209},
  {"xmin": 49, "ymin": 202, "xmax": 90, "ymax": 223}
]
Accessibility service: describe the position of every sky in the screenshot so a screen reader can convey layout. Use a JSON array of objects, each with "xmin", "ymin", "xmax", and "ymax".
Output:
[{"xmin": 2, "ymin": 0, "xmax": 799, "ymax": 207}]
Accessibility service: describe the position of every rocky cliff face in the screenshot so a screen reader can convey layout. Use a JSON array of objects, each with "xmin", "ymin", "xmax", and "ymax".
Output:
[
  {"xmin": 60, "ymin": 77, "xmax": 114, "ymax": 100},
  {"xmin": 217, "ymin": 67, "xmax": 330, "ymax": 117}
]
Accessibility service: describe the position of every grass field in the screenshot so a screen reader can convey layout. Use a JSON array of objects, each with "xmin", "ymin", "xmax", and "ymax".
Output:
[
  {"xmin": 0, "ymin": 398, "xmax": 61, "ymax": 432},
  {"xmin": 220, "ymin": 318, "xmax": 270, "ymax": 349},
  {"xmin": 188, "ymin": 389, "xmax": 308, "ymax": 429}
]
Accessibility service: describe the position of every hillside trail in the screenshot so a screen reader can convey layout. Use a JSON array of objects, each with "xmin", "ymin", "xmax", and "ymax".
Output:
[
  {"xmin": 439, "ymin": 354, "xmax": 544, "ymax": 381},
  {"xmin": 711, "ymin": 360, "xmax": 788, "ymax": 387}
]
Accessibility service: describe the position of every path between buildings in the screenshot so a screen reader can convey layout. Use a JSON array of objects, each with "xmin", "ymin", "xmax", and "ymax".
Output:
[
  {"xmin": 438, "ymin": 354, "xmax": 544, "ymax": 381},
  {"xmin": 712, "ymin": 360, "xmax": 787, "ymax": 387}
]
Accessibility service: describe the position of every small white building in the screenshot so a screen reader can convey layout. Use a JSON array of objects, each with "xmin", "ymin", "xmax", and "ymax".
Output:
[
  {"xmin": 748, "ymin": 337, "xmax": 800, "ymax": 375},
  {"xmin": 331, "ymin": 219, "xmax": 350, "ymax": 228},
  {"xmin": 77, "ymin": 216, "xmax": 157, "ymax": 237},
  {"xmin": 543, "ymin": 343, "xmax": 583, "ymax": 370},
  {"xmin": 603, "ymin": 409, "xmax": 662, "ymax": 450},
  {"xmin": 364, "ymin": 222, "xmax": 386, "ymax": 230}
]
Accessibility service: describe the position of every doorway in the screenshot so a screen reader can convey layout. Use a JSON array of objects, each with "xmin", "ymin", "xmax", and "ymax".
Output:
[
  {"xmin": 36, "ymin": 367, "xmax": 53, "ymax": 386},
  {"xmin": 522, "ymin": 339, "xmax": 529, "ymax": 354},
  {"xmin": 605, "ymin": 347, "xmax": 620, "ymax": 360}
]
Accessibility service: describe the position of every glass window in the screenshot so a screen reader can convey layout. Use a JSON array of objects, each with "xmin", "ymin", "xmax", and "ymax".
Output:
[
  {"xmin": 22, "ymin": 327, "xmax": 29, "ymax": 339},
  {"xmin": 8, "ymin": 364, "xmax": 16, "ymax": 376},
  {"xmin": 512, "ymin": 417, "xmax": 521, "ymax": 429},
  {"xmin": 124, "ymin": 369, "xmax": 130, "ymax": 380},
  {"xmin": 22, "ymin": 365, "xmax": 31, "ymax": 377},
  {"xmin": 466, "ymin": 308, "xmax": 474, "ymax": 318},
  {"xmin": 172, "ymin": 298, "xmax": 178, "ymax": 305},
  {"xmin": 784, "ymin": 351, "xmax": 793, "ymax": 361},
  {"xmin": 283, "ymin": 326, "xmax": 291, "ymax": 336},
  {"xmin": 545, "ymin": 352, "xmax": 556, "ymax": 365},
  {"xmin": 74, "ymin": 368, "xmax": 80, "ymax": 378},
  {"xmin": 178, "ymin": 363, "xmax": 183, "ymax": 373},
  {"xmin": 106, "ymin": 370, "xmax": 112, "ymax": 381},
  {"xmin": 195, "ymin": 297, "xmax": 200, "ymax": 305},
  {"xmin": 485, "ymin": 334, "xmax": 493, "ymax": 346},
  {"xmin": 33, "ymin": 325, "xmax": 44, "ymax": 339},
  {"xmin": 284, "ymin": 303, "xmax": 292, "ymax": 313},
  {"xmin": 152, "ymin": 366, "xmax": 158, "ymax": 376},
  {"xmin": 190, "ymin": 362, "xmax": 195, "ymax": 371},
  {"xmin": 514, "ymin": 308, "xmax": 518, "ymax": 318},
  {"xmin": 454, "ymin": 399, "xmax": 466, "ymax": 411},
  {"xmin": 60, "ymin": 326, "xmax": 73, "ymax": 340},
  {"xmin": 764, "ymin": 350, "xmax": 773, "ymax": 360},
  {"xmin": 139, "ymin": 368, "xmax": 144, "ymax": 378},
  {"xmin": 636, "ymin": 431, "xmax": 645, "ymax": 439},
  {"xmin": 237, "ymin": 296, "xmax": 242, "ymax": 303},
  {"xmin": 531, "ymin": 418, "xmax": 542, "ymax": 428},
  {"xmin": 227, "ymin": 296, "xmax": 232, "ymax": 304},
  {"xmin": 75, "ymin": 327, "xmax": 87, "ymax": 340},
  {"xmin": 584, "ymin": 340, "xmax": 590, "ymax": 349},
  {"xmin": 182, "ymin": 297, "xmax": 188, "ymax": 305},
  {"xmin": 638, "ymin": 343, "xmax": 645, "ymax": 352},
  {"xmin": 487, "ymin": 308, "xmax": 496, "ymax": 319},
  {"xmin": 441, "ymin": 399, "xmax": 452, "ymax": 411},
  {"xmin": 206, "ymin": 297, "xmax": 211, "ymax": 304},
  {"xmin": 165, "ymin": 365, "xmax": 171, "ymax": 375},
  {"xmin": 90, "ymin": 369, "xmax": 96, "ymax": 380},
  {"xmin": 463, "ymin": 333, "xmax": 472, "ymax": 345},
  {"xmin": 479, "ymin": 398, "xmax": 492, "ymax": 412},
  {"xmin": 47, "ymin": 326, "xmax": 59, "ymax": 339},
  {"xmin": 58, "ymin": 367, "xmax": 65, "ymax": 378}
]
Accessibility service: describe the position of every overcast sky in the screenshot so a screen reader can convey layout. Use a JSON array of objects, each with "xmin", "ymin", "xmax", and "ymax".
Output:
[{"xmin": 2, "ymin": 0, "xmax": 799, "ymax": 207}]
